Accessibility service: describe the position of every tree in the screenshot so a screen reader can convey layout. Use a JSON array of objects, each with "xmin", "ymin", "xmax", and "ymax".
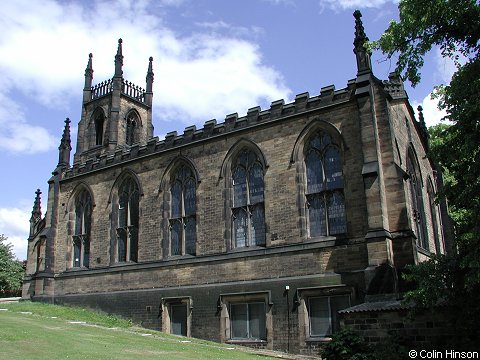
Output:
[
  {"xmin": 372, "ymin": 0, "xmax": 480, "ymax": 349},
  {"xmin": 372, "ymin": 0, "xmax": 480, "ymax": 87},
  {"xmin": 0, "ymin": 234, "xmax": 24, "ymax": 297},
  {"xmin": 371, "ymin": 1, "xmax": 480, "ymax": 236}
]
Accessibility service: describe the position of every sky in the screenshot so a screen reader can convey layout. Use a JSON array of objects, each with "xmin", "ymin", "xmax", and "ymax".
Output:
[{"xmin": 0, "ymin": 0, "xmax": 454, "ymax": 261}]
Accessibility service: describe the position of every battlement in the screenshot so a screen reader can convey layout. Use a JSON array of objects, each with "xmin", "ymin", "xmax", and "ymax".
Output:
[
  {"xmin": 382, "ymin": 72, "xmax": 407, "ymax": 100},
  {"xmin": 90, "ymin": 78, "xmax": 146, "ymax": 103},
  {"xmin": 65, "ymin": 79, "xmax": 358, "ymax": 179},
  {"xmin": 66, "ymin": 69, "xmax": 410, "ymax": 180}
]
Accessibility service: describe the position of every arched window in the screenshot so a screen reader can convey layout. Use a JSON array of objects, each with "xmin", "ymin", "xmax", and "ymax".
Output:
[
  {"xmin": 304, "ymin": 131, "xmax": 346, "ymax": 237},
  {"xmin": 73, "ymin": 190, "xmax": 92, "ymax": 268},
  {"xmin": 427, "ymin": 179, "xmax": 441, "ymax": 254},
  {"xmin": 126, "ymin": 112, "xmax": 138, "ymax": 146},
  {"xmin": 95, "ymin": 113, "xmax": 104, "ymax": 146},
  {"xmin": 231, "ymin": 149, "xmax": 265, "ymax": 248},
  {"xmin": 117, "ymin": 178, "xmax": 139, "ymax": 262},
  {"xmin": 407, "ymin": 151, "xmax": 428, "ymax": 250},
  {"xmin": 169, "ymin": 165, "xmax": 197, "ymax": 256}
]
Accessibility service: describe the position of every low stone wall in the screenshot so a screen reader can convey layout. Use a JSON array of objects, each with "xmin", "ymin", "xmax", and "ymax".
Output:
[{"xmin": 339, "ymin": 303, "xmax": 454, "ymax": 350}]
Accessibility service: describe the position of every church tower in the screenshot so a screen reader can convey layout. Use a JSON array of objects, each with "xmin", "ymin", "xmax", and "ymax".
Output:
[{"xmin": 74, "ymin": 39, "xmax": 154, "ymax": 163}]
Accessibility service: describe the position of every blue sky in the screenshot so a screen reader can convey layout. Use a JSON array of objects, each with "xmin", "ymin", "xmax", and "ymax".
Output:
[{"xmin": 0, "ymin": 0, "xmax": 453, "ymax": 260}]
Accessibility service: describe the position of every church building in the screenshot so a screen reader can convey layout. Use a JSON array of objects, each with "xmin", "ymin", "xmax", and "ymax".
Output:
[{"xmin": 23, "ymin": 11, "xmax": 449, "ymax": 355}]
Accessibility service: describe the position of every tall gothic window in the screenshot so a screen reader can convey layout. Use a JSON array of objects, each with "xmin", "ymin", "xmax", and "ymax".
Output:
[
  {"xmin": 407, "ymin": 152, "xmax": 428, "ymax": 250},
  {"xmin": 125, "ymin": 112, "xmax": 138, "ymax": 146},
  {"xmin": 73, "ymin": 190, "xmax": 92, "ymax": 268},
  {"xmin": 95, "ymin": 114, "xmax": 104, "ymax": 146},
  {"xmin": 231, "ymin": 149, "xmax": 265, "ymax": 248},
  {"xmin": 170, "ymin": 165, "xmax": 196, "ymax": 256},
  {"xmin": 304, "ymin": 131, "xmax": 346, "ymax": 237},
  {"xmin": 117, "ymin": 178, "xmax": 139, "ymax": 262},
  {"xmin": 427, "ymin": 179, "xmax": 441, "ymax": 253}
]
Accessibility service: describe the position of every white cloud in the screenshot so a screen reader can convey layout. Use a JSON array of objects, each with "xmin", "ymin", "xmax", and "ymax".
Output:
[
  {"xmin": 154, "ymin": 36, "xmax": 289, "ymax": 124},
  {"xmin": 434, "ymin": 47, "xmax": 469, "ymax": 85},
  {"xmin": 318, "ymin": 0, "xmax": 398, "ymax": 11},
  {"xmin": 413, "ymin": 93, "xmax": 448, "ymax": 128},
  {"xmin": 413, "ymin": 48, "xmax": 470, "ymax": 128},
  {"xmin": 0, "ymin": 0, "xmax": 291, "ymax": 144},
  {"xmin": 0, "ymin": 207, "xmax": 30, "ymax": 260},
  {"xmin": 0, "ymin": 92, "xmax": 57, "ymax": 154}
]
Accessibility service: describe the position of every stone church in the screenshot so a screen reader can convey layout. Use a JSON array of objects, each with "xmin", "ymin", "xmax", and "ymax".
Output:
[{"xmin": 23, "ymin": 11, "xmax": 449, "ymax": 354}]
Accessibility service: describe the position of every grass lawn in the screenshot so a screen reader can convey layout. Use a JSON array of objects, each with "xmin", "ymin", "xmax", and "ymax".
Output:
[{"xmin": 0, "ymin": 302, "xmax": 273, "ymax": 360}]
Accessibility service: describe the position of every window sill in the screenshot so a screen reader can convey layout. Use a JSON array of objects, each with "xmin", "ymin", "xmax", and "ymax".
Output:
[
  {"xmin": 111, "ymin": 261, "xmax": 137, "ymax": 267},
  {"xmin": 226, "ymin": 339, "xmax": 267, "ymax": 345},
  {"xmin": 306, "ymin": 336, "xmax": 333, "ymax": 343},
  {"xmin": 168, "ymin": 254, "xmax": 196, "ymax": 259},
  {"xmin": 65, "ymin": 266, "xmax": 90, "ymax": 272},
  {"xmin": 416, "ymin": 245, "xmax": 432, "ymax": 257},
  {"xmin": 229, "ymin": 245, "xmax": 266, "ymax": 253},
  {"xmin": 307, "ymin": 233, "xmax": 351, "ymax": 246},
  {"xmin": 306, "ymin": 235, "xmax": 337, "ymax": 242}
]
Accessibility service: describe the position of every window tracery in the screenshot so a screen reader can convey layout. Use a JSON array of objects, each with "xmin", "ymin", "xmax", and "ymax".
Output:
[
  {"xmin": 169, "ymin": 165, "xmax": 197, "ymax": 256},
  {"xmin": 304, "ymin": 131, "xmax": 346, "ymax": 237},
  {"xmin": 231, "ymin": 149, "xmax": 265, "ymax": 248},
  {"xmin": 407, "ymin": 151, "xmax": 428, "ymax": 250},
  {"xmin": 73, "ymin": 190, "xmax": 92, "ymax": 268},
  {"xmin": 117, "ymin": 178, "xmax": 139, "ymax": 262}
]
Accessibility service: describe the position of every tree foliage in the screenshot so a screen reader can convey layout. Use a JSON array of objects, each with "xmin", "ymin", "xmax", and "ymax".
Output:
[
  {"xmin": 0, "ymin": 234, "xmax": 24, "ymax": 296},
  {"xmin": 371, "ymin": 0, "xmax": 480, "ymax": 86},
  {"xmin": 372, "ymin": 2, "xmax": 480, "ymax": 231},
  {"xmin": 373, "ymin": 0, "xmax": 480, "ymax": 349}
]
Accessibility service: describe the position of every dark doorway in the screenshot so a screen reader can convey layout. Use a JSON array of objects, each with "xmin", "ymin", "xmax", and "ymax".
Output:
[{"xmin": 170, "ymin": 303, "xmax": 187, "ymax": 336}]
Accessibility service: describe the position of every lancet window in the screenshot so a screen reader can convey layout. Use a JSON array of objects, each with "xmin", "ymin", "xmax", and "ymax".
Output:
[
  {"xmin": 73, "ymin": 190, "xmax": 92, "ymax": 268},
  {"xmin": 231, "ymin": 149, "xmax": 266, "ymax": 248},
  {"xmin": 169, "ymin": 165, "xmax": 197, "ymax": 256},
  {"xmin": 117, "ymin": 178, "xmax": 139, "ymax": 262},
  {"xmin": 304, "ymin": 131, "xmax": 346, "ymax": 237}
]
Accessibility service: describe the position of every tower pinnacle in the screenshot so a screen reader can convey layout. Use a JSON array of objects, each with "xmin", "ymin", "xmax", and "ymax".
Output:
[
  {"xmin": 417, "ymin": 105, "xmax": 429, "ymax": 150},
  {"xmin": 146, "ymin": 56, "xmax": 154, "ymax": 93},
  {"xmin": 114, "ymin": 38, "xmax": 123, "ymax": 78},
  {"xmin": 353, "ymin": 10, "xmax": 372, "ymax": 75},
  {"xmin": 57, "ymin": 117, "xmax": 72, "ymax": 168},
  {"xmin": 30, "ymin": 189, "xmax": 42, "ymax": 223},
  {"xmin": 84, "ymin": 53, "xmax": 93, "ymax": 89}
]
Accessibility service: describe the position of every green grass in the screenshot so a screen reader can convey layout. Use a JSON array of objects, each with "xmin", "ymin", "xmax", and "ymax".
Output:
[
  {"xmin": 1, "ymin": 301, "xmax": 133, "ymax": 328},
  {"xmin": 0, "ymin": 302, "xmax": 274, "ymax": 360}
]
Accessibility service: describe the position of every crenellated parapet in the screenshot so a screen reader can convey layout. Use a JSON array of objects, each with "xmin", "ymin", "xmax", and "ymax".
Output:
[
  {"xmin": 65, "ymin": 16, "xmax": 409, "ymax": 180},
  {"xmin": 91, "ymin": 79, "xmax": 112, "ymax": 99},
  {"xmin": 75, "ymin": 39, "xmax": 155, "ymax": 161},
  {"xmin": 65, "ymin": 80, "xmax": 356, "ymax": 179},
  {"xmin": 90, "ymin": 79, "xmax": 147, "ymax": 104},
  {"xmin": 382, "ymin": 72, "xmax": 407, "ymax": 100}
]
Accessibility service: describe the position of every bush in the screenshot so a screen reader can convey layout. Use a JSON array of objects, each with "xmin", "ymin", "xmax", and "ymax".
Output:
[
  {"xmin": 373, "ymin": 334, "xmax": 410, "ymax": 360},
  {"xmin": 321, "ymin": 329, "xmax": 375, "ymax": 360}
]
